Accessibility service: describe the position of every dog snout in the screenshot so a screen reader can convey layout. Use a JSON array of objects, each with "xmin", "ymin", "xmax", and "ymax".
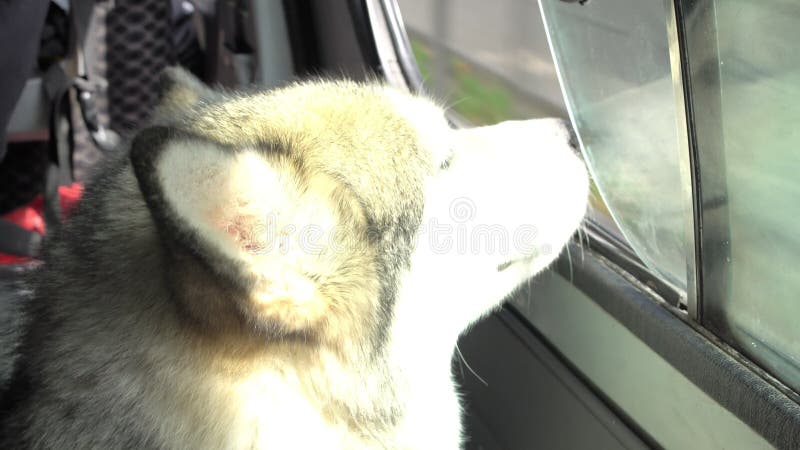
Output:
[
  {"xmin": 541, "ymin": 118, "xmax": 581, "ymax": 156},
  {"xmin": 559, "ymin": 119, "xmax": 583, "ymax": 160}
]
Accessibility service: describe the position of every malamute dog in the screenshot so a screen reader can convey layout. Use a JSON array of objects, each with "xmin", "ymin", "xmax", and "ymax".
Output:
[{"xmin": 0, "ymin": 68, "xmax": 588, "ymax": 448}]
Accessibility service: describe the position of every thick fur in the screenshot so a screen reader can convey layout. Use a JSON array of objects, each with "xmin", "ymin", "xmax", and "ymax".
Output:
[{"xmin": 0, "ymin": 68, "xmax": 588, "ymax": 449}]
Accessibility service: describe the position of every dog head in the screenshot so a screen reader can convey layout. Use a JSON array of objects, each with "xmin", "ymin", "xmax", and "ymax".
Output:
[{"xmin": 130, "ymin": 68, "xmax": 588, "ymax": 353}]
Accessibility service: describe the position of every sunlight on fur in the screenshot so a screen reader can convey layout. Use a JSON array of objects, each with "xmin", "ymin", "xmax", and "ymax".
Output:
[
  {"xmin": 157, "ymin": 141, "xmax": 356, "ymax": 332},
  {"xmin": 0, "ymin": 67, "xmax": 588, "ymax": 449}
]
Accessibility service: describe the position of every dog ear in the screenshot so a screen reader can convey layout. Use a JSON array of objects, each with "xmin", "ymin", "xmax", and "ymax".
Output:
[{"xmin": 129, "ymin": 126, "xmax": 343, "ymax": 337}]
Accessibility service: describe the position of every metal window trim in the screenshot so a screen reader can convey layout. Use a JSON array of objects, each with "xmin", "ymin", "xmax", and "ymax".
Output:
[
  {"xmin": 375, "ymin": 0, "xmax": 425, "ymax": 91},
  {"xmin": 363, "ymin": 0, "xmax": 417, "ymax": 91},
  {"xmin": 665, "ymin": 0, "xmax": 703, "ymax": 320},
  {"xmin": 668, "ymin": 0, "xmax": 732, "ymax": 329},
  {"xmin": 671, "ymin": 0, "xmax": 733, "ymax": 340}
]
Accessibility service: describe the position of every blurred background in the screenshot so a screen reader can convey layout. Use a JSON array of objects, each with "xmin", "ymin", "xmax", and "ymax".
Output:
[{"xmin": 398, "ymin": 0, "xmax": 566, "ymax": 124}]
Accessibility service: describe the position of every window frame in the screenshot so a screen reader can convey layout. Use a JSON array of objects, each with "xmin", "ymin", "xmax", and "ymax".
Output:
[{"xmin": 670, "ymin": 0, "xmax": 800, "ymax": 404}]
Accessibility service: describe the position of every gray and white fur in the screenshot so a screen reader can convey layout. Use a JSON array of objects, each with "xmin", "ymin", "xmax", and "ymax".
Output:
[{"xmin": 0, "ymin": 68, "xmax": 588, "ymax": 449}]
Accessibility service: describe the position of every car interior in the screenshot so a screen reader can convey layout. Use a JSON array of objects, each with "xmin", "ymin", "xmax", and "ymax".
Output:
[{"xmin": 1, "ymin": 1, "xmax": 798, "ymax": 449}]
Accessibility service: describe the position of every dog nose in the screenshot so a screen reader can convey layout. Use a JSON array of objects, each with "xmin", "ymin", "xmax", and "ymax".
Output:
[{"xmin": 561, "ymin": 119, "xmax": 583, "ymax": 159}]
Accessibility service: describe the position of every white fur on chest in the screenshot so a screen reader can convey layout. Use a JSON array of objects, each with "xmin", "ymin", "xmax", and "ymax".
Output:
[{"xmin": 149, "ymin": 370, "xmax": 461, "ymax": 450}]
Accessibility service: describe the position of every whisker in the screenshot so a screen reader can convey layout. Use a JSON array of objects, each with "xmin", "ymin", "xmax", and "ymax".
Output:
[
  {"xmin": 582, "ymin": 221, "xmax": 591, "ymax": 261},
  {"xmin": 455, "ymin": 344, "xmax": 488, "ymax": 387},
  {"xmin": 456, "ymin": 351, "xmax": 465, "ymax": 379},
  {"xmin": 526, "ymin": 274, "xmax": 532, "ymax": 310},
  {"xmin": 578, "ymin": 222, "xmax": 587, "ymax": 262},
  {"xmin": 526, "ymin": 276, "xmax": 538, "ymax": 311},
  {"xmin": 565, "ymin": 241, "xmax": 574, "ymax": 282},
  {"xmin": 442, "ymin": 96, "xmax": 470, "ymax": 114}
]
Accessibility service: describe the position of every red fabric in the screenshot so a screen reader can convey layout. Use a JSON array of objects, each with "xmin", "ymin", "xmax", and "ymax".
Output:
[{"xmin": 0, "ymin": 182, "xmax": 83, "ymax": 264}]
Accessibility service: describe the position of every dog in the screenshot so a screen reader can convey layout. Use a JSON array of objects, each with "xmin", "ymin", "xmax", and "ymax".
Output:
[{"xmin": 0, "ymin": 67, "xmax": 588, "ymax": 449}]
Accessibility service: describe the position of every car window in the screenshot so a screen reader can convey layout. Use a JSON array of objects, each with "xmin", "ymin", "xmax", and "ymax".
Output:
[
  {"xmin": 680, "ymin": 0, "xmax": 800, "ymax": 393},
  {"xmin": 539, "ymin": 0, "xmax": 689, "ymax": 293}
]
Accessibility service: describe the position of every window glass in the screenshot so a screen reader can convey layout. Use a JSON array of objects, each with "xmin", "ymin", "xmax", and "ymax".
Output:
[
  {"xmin": 539, "ymin": 0, "xmax": 688, "ymax": 291},
  {"xmin": 683, "ymin": 0, "xmax": 800, "ymax": 392},
  {"xmin": 398, "ymin": 0, "xmax": 565, "ymax": 123},
  {"xmin": 397, "ymin": 0, "xmax": 626, "ymax": 245}
]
